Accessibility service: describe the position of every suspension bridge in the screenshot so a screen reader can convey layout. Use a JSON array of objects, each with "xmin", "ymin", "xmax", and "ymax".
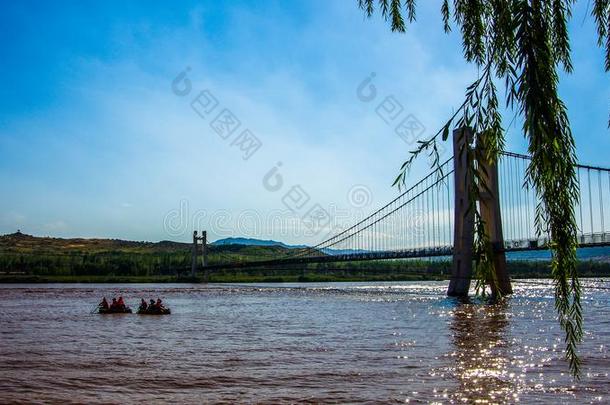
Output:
[{"xmin": 191, "ymin": 128, "xmax": 610, "ymax": 295}]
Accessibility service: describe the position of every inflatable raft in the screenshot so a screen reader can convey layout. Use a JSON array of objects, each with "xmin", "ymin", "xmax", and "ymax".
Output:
[
  {"xmin": 137, "ymin": 307, "xmax": 171, "ymax": 315},
  {"xmin": 98, "ymin": 307, "xmax": 132, "ymax": 314}
]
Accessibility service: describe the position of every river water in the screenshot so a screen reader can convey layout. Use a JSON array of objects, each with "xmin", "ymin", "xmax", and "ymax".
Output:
[{"xmin": 0, "ymin": 280, "xmax": 608, "ymax": 403}]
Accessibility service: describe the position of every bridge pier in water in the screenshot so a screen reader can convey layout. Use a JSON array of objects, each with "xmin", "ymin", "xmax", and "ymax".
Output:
[
  {"xmin": 448, "ymin": 128, "xmax": 511, "ymax": 297},
  {"xmin": 477, "ymin": 135, "xmax": 512, "ymax": 296},
  {"xmin": 447, "ymin": 128, "xmax": 475, "ymax": 296}
]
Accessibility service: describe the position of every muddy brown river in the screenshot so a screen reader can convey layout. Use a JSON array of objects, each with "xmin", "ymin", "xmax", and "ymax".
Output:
[{"xmin": 0, "ymin": 280, "xmax": 608, "ymax": 403}]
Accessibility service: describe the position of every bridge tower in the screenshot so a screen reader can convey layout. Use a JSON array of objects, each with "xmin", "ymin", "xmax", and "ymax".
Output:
[
  {"xmin": 191, "ymin": 231, "xmax": 199, "ymax": 276},
  {"xmin": 191, "ymin": 230, "xmax": 209, "ymax": 282},
  {"xmin": 448, "ymin": 128, "xmax": 512, "ymax": 297},
  {"xmin": 201, "ymin": 231, "xmax": 209, "ymax": 283}
]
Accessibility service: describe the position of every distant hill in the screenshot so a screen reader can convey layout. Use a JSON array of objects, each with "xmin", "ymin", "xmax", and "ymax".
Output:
[
  {"xmin": 211, "ymin": 238, "xmax": 374, "ymax": 255},
  {"xmin": 212, "ymin": 237, "xmax": 308, "ymax": 249},
  {"xmin": 0, "ymin": 231, "xmax": 191, "ymax": 253}
]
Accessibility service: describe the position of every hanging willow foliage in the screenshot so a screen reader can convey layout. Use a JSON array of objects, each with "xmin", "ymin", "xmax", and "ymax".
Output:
[{"xmin": 358, "ymin": 0, "xmax": 610, "ymax": 378}]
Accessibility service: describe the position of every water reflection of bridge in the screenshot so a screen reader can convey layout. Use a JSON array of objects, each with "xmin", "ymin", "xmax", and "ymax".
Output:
[{"xmin": 447, "ymin": 300, "xmax": 513, "ymax": 402}]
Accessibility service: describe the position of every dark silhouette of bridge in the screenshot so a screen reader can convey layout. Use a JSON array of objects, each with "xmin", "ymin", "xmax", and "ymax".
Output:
[{"xmin": 192, "ymin": 129, "xmax": 610, "ymax": 295}]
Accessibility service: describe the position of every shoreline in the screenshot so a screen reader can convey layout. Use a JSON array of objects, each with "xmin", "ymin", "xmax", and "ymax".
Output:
[{"xmin": 1, "ymin": 273, "xmax": 608, "ymax": 284}]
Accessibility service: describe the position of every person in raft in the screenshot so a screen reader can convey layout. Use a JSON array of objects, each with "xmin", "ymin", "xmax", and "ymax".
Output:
[
  {"xmin": 139, "ymin": 299, "xmax": 148, "ymax": 312},
  {"xmin": 110, "ymin": 298, "xmax": 118, "ymax": 310},
  {"xmin": 117, "ymin": 296, "xmax": 126, "ymax": 311},
  {"xmin": 155, "ymin": 298, "xmax": 165, "ymax": 309},
  {"xmin": 99, "ymin": 297, "xmax": 109, "ymax": 310}
]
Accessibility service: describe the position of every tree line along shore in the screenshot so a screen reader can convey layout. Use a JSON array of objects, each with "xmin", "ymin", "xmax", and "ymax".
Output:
[{"xmin": 1, "ymin": 232, "xmax": 609, "ymax": 283}]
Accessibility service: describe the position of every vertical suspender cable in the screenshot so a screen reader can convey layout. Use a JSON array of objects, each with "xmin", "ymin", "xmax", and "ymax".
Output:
[
  {"xmin": 523, "ymin": 158, "xmax": 529, "ymax": 240},
  {"xmin": 588, "ymin": 169, "xmax": 594, "ymax": 235},
  {"xmin": 436, "ymin": 178, "xmax": 441, "ymax": 248},
  {"xmin": 515, "ymin": 157, "xmax": 523, "ymax": 242},
  {"xmin": 419, "ymin": 181, "xmax": 423, "ymax": 250},
  {"xmin": 427, "ymin": 178, "xmax": 431, "ymax": 250},
  {"xmin": 502, "ymin": 157, "xmax": 510, "ymax": 241},
  {"xmin": 599, "ymin": 171, "xmax": 604, "ymax": 237},
  {"xmin": 506, "ymin": 158, "xmax": 515, "ymax": 239},
  {"xmin": 430, "ymin": 178, "xmax": 434, "ymax": 250},
  {"xmin": 512, "ymin": 157, "xmax": 518, "ymax": 241},
  {"xmin": 578, "ymin": 168, "xmax": 584, "ymax": 239},
  {"xmin": 446, "ymin": 177, "xmax": 451, "ymax": 247},
  {"xmin": 371, "ymin": 213, "xmax": 378, "ymax": 252}
]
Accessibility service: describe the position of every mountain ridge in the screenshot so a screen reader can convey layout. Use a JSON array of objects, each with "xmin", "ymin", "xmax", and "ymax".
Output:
[{"xmin": 211, "ymin": 237, "xmax": 308, "ymax": 249}]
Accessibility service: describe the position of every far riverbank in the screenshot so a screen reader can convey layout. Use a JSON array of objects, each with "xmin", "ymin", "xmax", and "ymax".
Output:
[{"xmin": 2, "ymin": 265, "xmax": 610, "ymax": 284}]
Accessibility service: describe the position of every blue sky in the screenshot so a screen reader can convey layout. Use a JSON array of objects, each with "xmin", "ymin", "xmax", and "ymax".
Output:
[{"xmin": 0, "ymin": 1, "xmax": 608, "ymax": 244}]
